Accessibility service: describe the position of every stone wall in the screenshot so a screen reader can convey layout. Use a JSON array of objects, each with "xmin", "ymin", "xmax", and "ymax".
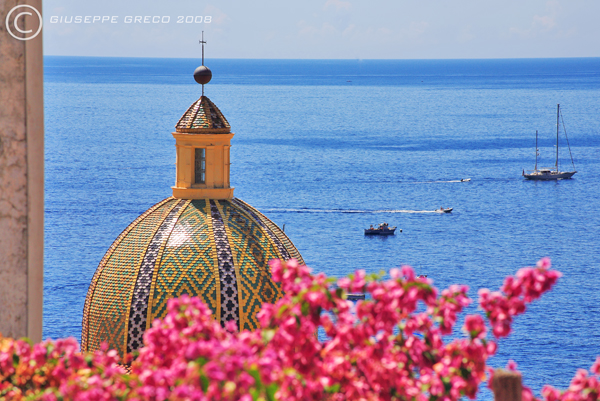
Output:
[{"xmin": 0, "ymin": 0, "xmax": 44, "ymax": 342}]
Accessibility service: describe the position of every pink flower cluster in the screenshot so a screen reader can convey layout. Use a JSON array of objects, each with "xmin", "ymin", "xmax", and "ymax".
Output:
[
  {"xmin": 0, "ymin": 257, "xmax": 592, "ymax": 401},
  {"xmin": 542, "ymin": 357, "xmax": 600, "ymax": 401},
  {"xmin": 479, "ymin": 257, "xmax": 561, "ymax": 338},
  {"xmin": 0, "ymin": 337, "xmax": 126, "ymax": 400}
]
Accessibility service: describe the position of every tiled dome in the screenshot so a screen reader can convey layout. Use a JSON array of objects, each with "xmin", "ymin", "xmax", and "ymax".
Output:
[
  {"xmin": 175, "ymin": 96, "xmax": 230, "ymax": 133},
  {"xmin": 81, "ymin": 197, "xmax": 303, "ymax": 357}
]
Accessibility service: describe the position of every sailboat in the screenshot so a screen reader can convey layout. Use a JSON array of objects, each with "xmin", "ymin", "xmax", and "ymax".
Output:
[{"xmin": 523, "ymin": 104, "xmax": 577, "ymax": 180}]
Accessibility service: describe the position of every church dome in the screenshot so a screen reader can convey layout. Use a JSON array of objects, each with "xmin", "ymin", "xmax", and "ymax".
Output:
[
  {"xmin": 81, "ymin": 197, "xmax": 303, "ymax": 357},
  {"xmin": 81, "ymin": 53, "xmax": 304, "ymax": 358}
]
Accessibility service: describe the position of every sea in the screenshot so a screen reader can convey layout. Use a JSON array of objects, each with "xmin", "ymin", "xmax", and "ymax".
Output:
[{"xmin": 44, "ymin": 56, "xmax": 600, "ymax": 398}]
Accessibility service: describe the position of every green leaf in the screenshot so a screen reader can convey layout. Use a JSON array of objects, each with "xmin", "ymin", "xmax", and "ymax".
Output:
[
  {"xmin": 325, "ymin": 383, "xmax": 341, "ymax": 393},
  {"xmin": 21, "ymin": 337, "xmax": 33, "ymax": 346},
  {"xmin": 262, "ymin": 329, "xmax": 275, "ymax": 343},
  {"xmin": 248, "ymin": 367, "xmax": 262, "ymax": 385},
  {"xmin": 266, "ymin": 384, "xmax": 278, "ymax": 401},
  {"xmin": 85, "ymin": 354, "xmax": 94, "ymax": 367},
  {"xmin": 276, "ymin": 304, "xmax": 290, "ymax": 318},
  {"xmin": 301, "ymin": 302, "xmax": 310, "ymax": 316},
  {"xmin": 200, "ymin": 374, "xmax": 209, "ymax": 392},
  {"xmin": 423, "ymin": 351, "xmax": 436, "ymax": 363}
]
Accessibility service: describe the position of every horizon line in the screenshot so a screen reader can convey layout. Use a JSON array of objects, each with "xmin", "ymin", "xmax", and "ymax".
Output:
[{"xmin": 42, "ymin": 55, "xmax": 600, "ymax": 61}]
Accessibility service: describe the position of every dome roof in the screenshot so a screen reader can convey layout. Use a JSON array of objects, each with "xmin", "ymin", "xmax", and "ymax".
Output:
[
  {"xmin": 175, "ymin": 96, "xmax": 230, "ymax": 133},
  {"xmin": 81, "ymin": 197, "xmax": 303, "ymax": 357}
]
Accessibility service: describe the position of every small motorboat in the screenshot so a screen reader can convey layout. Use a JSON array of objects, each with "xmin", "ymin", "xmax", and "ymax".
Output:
[
  {"xmin": 435, "ymin": 207, "xmax": 453, "ymax": 213},
  {"xmin": 460, "ymin": 178, "xmax": 471, "ymax": 182},
  {"xmin": 364, "ymin": 222, "xmax": 399, "ymax": 236}
]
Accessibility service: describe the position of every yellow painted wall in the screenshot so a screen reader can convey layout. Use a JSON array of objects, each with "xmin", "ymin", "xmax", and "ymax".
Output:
[{"xmin": 172, "ymin": 133, "xmax": 234, "ymax": 199}]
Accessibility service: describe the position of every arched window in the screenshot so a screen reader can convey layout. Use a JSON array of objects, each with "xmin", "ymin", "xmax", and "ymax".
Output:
[{"xmin": 195, "ymin": 148, "xmax": 206, "ymax": 184}]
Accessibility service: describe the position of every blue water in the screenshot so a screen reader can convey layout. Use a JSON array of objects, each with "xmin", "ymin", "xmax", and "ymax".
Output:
[{"xmin": 44, "ymin": 56, "xmax": 600, "ymax": 397}]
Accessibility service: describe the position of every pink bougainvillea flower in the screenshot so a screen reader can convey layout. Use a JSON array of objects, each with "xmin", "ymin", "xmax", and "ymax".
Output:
[{"xmin": 0, "ymin": 257, "xmax": 593, "ymax": 401}]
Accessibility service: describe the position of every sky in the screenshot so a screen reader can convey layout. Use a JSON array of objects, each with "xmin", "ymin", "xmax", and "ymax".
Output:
[{"xmin": 42, "ymin": 0, "xmax": 600, "ymax": 59}]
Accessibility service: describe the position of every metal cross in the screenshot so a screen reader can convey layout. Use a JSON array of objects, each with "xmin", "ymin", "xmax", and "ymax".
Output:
[{"xmin": 199, "ymin": 31, "xmax": 206, "ymax": 66}]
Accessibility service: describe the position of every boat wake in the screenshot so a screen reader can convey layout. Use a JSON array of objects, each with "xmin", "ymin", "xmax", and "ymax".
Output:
[
  {"xmin": 260, "ymin": 208, "xmax": 438, "ymax": 214},
  {"xmin": 406, "ymin": 178, "xmax": 471, "ymax": 184}
]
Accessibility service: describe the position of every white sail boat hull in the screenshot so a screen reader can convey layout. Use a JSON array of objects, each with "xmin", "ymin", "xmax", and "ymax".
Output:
[{"xmin": 524, "ymin": 170, "xmax": 576, "ymax": 180}]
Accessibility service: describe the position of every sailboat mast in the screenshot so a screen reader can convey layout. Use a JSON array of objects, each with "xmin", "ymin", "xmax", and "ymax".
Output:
[
  {"xmin": 556, "ymin": 104, "xmax": 560, "ymax": 171},
  {"xmin": 535, "ymin": 130, "xmax": 538, "ymax": 171}
]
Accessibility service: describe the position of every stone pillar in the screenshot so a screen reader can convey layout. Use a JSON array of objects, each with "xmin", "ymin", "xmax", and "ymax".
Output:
[{"xmin": 0, "ymin": 0, "xmax": 44, "ymax": 342}]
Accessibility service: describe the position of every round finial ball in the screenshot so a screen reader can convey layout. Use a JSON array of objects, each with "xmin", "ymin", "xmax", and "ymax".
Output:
[{"xmin": 193, "ymin": 66, "xmax": 212, "ymax": 85}]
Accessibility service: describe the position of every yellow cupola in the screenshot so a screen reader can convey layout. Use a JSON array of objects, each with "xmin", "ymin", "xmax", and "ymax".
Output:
[{"xmin": 172, "ymin": 95, "xmax": 234, "ymax": 199}]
